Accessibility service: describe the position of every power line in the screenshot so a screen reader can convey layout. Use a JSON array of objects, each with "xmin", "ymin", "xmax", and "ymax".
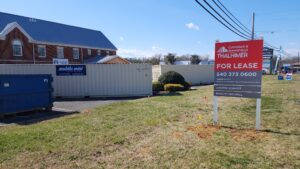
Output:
[
  {"xmin": 194, "ymin": 0, "xmax": 250, "ymax": 39},
  {"xmin": 213, "ymin": 0, "xmax": 281, "ymax": 50},
  {"xmin": 212, "ymin": 0, "xmax": 252, "ymax": 35},
  {"xmin": 194, "ymin": 0, "xmax": 293, "ymax": 56},
  {"xmin": 215, "ymin": 0, "xmax": 252, "ymax": 33},
  {"xmin": 202, "ymin": 0, "xmax": 252, "ymax": 39}
]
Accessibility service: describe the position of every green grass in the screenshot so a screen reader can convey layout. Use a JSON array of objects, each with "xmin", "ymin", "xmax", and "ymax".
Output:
[{"xmin": 0, "ymin": 75, "xmax": 299, "ymax": 169}]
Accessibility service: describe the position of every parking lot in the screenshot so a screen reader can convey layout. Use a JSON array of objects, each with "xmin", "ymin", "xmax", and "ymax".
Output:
[{"xmin": 0, "ymin": 98, "xmax": 134, "ymax": 126}]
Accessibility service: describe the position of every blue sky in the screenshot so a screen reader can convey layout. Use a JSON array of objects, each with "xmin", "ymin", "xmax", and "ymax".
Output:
[{"xmin": 1, "ymin": 0, "xmax": 299, "ymax": 58}]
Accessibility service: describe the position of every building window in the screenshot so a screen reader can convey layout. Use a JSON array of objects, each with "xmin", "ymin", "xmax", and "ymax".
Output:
[
  {"xmin": 38, "ymin": 45, "xmax": 46, "ymax": 58},
  {"xmin": 87, "ymin": 49, "xmax": 92, "ymax": 56},
  {"xmin": 12, "ymin": 39, "xmax": 22, "ymax": 57},
  {"xmin": 73, "ymin": 48, "xmax": 80, "ymax": 59},
  {"xmin": 106, "ymin": 51, "xmax": 110, "ymax": 55},
  {"xmin": 97, "ymin": 49, "xmax": 101, "ymax": 56},
  {"xmin": 57, "ymin": 47, "xmax": 64, "ymax": 58}
]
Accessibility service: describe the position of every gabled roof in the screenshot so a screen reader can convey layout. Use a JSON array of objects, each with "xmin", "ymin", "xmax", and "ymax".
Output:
[
  {"xmin": 0, "ymin": 22, "xmax": 34, "ymax": 41},
  {"xmin": 84, "ymin": 55, "xmax": 130, "ymax": 64},
  {"xmin": 0, "ymin": 12, "xmax": 117, "ymax": 50}
]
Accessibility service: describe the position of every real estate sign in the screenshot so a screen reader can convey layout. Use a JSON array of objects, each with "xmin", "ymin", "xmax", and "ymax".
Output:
[{"xmin": 214, "ymin": 40, "xmax": 263, "ymax": 98}]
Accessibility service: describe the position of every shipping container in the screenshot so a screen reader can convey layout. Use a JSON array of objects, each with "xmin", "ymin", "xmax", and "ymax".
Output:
[
  {"xmin": 153, "ymin": 65, "xmax": 214, "ymax": 85},
  {"xmin": 0, "ymin": 64, "xmax": 152, "ymax": 98},
  {"xmin": 0, "ymin": 75, "xmax": 53, "ymax": 115}
]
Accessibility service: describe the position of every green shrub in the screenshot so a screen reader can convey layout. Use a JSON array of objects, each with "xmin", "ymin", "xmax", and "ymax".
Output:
[
  {"xmin": 158, "ymin": 71, "xmax": 192, "ymax": 91},
  {"xmin": 164, "ymin": 84, "xmax": 184, "ymax": 92},
  {"xmin": 152, "ymin": 81, "xmax": 164, "ymax": 92},
  {"xmin": 183, "ymin": 82, "xmax": 192, "ymax": 90},
  {"xmin": 158, "ymin": 71, "xmax": 186, "ymax": 85}
]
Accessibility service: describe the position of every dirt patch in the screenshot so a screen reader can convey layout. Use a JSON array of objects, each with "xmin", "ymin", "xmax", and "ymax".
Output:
[
  {"xmin": 136, "ymin": 146, "xmax": 151, "ymax": 157},
  {"xmin": 186, "ymin": 125, "xmax": 220, "ymax": 139},
  {"xmin": 187, "ymin": 125, "xmax": 269, "ymax": 141},
  {"xmin": 172, "ymin": 131, "xmax": 183, "ymax": 139},
  {"xmin": 228, "ymin": 129, "xmax": 268, "ymax": 141}
]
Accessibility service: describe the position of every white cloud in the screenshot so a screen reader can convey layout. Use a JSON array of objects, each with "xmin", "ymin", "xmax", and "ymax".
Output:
[
  {"xmin": 119, "ymin": 36, "xmax": 124, "ymax": 41},
  {"xmin": 118, "ymin": 46, "xmax": 168, "ymax": 58},
  {"xmin": 118, "ymin": 48, "xmax": 154, "ymax": 58},
  {"xmin": 152, "ymin": 46, "xmax": 165, "ymax": 51},
  {"xmin": 185, "ymin": 22, "xmax": 200, "ymax": 31},
  {"xmin": 285, "ymin": 48, "xmax": 299, "ymax": 57}
]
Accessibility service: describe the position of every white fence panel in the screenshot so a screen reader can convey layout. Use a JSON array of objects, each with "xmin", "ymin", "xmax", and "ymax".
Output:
[
  {"xmin": 152, "ymin": 65, "xmax": 214, "ymax": 85},
  {"xmin": 0, "ymin": 64, "xmax": 152, "ymax": 98}
]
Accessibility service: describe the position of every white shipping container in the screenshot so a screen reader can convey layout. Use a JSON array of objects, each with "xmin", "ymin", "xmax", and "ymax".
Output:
[
  {"xmin": 152, "ymin": 65, "xmax": 214, "ymax": 85},
  {"xmin": 0, "ymin": 64, "xmax": 152, "ymax": 98}
]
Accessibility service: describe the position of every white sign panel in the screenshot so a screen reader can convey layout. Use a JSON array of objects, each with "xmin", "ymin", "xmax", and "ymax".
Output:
[{"xmin": 53, "ymin": 58, "xmax": 69, "ymax": 65}]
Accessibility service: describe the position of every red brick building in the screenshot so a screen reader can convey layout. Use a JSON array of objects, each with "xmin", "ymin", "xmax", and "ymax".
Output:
[{"xmin": 0, "ymin": 12, "xmax": 129, "ymax": 64}]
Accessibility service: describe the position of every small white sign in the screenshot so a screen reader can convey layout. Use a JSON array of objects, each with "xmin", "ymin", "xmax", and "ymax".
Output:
[
  {"xmin": 53, "ymin": 58, "xmax": 69, "ymax": 65},
  {"xmin": 4, "ymin": 83, "xmax": 10, "ymax": 87}
]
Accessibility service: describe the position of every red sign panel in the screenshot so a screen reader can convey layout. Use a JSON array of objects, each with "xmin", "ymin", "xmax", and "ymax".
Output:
[
  {"xmin": 214, "ymin": 40, "xmax": 263, "ymax": 98},
  {"xmin": 215, "ymin": 40, "xmax": 263, "ymax": 71}
]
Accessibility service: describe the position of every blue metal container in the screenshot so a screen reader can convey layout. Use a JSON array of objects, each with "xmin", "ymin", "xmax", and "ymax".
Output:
[{"xmin": 0, "ymin": 75, "xmax": 53, "ymax": 115}]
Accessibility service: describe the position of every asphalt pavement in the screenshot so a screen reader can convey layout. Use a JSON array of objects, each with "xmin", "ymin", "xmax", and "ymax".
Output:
[
  {"xmin": 0, "ymin": 98, "xmax": 134, "ymax": 127},
  {"xmin": 54, "ymin": 98, "xmax": 131, "ymax": 112}
]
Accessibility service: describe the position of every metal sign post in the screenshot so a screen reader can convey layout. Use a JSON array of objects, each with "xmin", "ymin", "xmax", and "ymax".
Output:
[
  {"xmin": 213, "ymin": 96, "xmax": 218, "ymax": 125},
  {"xmin": 213, "ymin": 40, "xmax": 263, "ymax": 130},
  {"xmin": 256, "ymin": 98, "xmax": 261, "ymax": 130}
]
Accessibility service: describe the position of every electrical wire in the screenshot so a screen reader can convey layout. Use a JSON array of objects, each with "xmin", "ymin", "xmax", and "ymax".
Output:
[
  {"xmin": 212, "ymin": 0, "xmax": 252, "ymax": 35},
  {"xmin": 215, "ymin": 0, "xmax": 252, "ymax": 33},
  {"xmin": 194, "ymin": 0, "xmax": 250, "ymax": 40},
  {"xmin": 213, "ymin": 0, "xmax": 281, "ymax": 50},
  {"xmin": 202, "ymin": 0, "xmax": 252, "ymax": 39},
  {"xmin": 194, "ymin": 0, "xmax": 292, "ymax": 56}
]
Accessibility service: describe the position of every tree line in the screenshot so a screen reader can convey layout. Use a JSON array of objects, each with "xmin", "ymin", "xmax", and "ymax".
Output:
[{"xmin": 125, "ymin": 53, "xmax": 210, "ymax": 65}]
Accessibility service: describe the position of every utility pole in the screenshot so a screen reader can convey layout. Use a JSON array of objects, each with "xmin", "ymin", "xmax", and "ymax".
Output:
[{"xmin": 251, "ymin": 13, "xmax": 255, "ymax": 40}]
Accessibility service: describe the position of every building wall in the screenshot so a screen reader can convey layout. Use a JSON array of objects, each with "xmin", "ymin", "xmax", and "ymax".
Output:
[
  {"xmin": 0, "ymin": 64, "xmax": 152, "ymax": 98},
  {"xmin": 0, "ymin": 28, "xmax": 33, "ymax": 63},
  {"xmin": 152, "ymin": 65, "xmax": 215, "ymax": 85},
  {"xmin": 0, "ymin": 28, "xmax": 117, "ymax": 64}
]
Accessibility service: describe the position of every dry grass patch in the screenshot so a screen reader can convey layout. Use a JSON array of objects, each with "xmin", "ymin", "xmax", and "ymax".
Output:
[
  {"xmin": 227, "ymin": 128, "xmax": 269, "ymax": 141},
  {"xmin": 186, "ymin": 125, "xmax": 220, "ymax": 139},
  {"xmin": 186, "ymin": 125, "xmax": 269, "ymax": 141}
]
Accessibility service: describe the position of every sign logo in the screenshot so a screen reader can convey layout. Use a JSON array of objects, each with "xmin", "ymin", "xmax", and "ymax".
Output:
[
  {"xmin": 217, "ymin": 46, "xmax": 228, "ymax": 53},
  {"xmin": 56, "ymin": 65, "xmax": 86, "ymax": 76}
]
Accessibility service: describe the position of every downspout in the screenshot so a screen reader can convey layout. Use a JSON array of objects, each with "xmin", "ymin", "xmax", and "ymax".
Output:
[
  {"xmin": 81, "ymin": 48, "xmax": 84, "ymax": 64},
  {"xmin": 32, "ymin": 43, "xmax": 36, "ymax": 64}
]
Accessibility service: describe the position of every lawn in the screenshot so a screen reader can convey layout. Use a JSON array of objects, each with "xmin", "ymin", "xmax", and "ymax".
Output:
[{"xmin": 0, "ymin": 75, "xmax": 299, "ymax": 169}]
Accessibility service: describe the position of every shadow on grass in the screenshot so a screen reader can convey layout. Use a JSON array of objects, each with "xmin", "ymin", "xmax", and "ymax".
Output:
[
  {"xmin": 262, "ymin": 129, "xmax": 300, "ymax": 136},
  {"xmin": 0, "ymin": 110, "xmax": 79, "ymax": 126},
  {"xmin": 154, "ymin": 92, "xmax": 183, "ymax": 97},
  {"xmin": 221, "ymin": 126, "xmax": 300, "ymax": 136},
  {"xmin": 55, "ymin": 96, "xmax": 143, "ymax": 102}
]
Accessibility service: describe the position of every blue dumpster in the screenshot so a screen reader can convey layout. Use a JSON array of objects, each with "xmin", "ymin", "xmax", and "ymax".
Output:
[{"xmin": 0, "ymin": 75, "xmax": 53, "ymax": 115}]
